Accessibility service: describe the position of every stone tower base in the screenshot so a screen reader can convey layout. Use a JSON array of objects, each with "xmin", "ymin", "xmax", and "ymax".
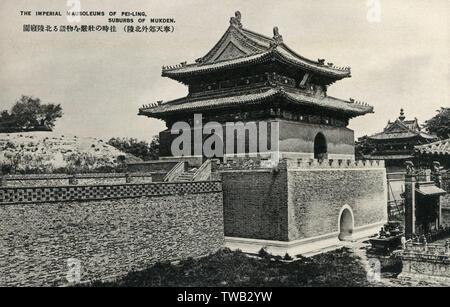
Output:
[{"xmin": 220, "ymin": 158, "xmax": 388, "ymax": 257}]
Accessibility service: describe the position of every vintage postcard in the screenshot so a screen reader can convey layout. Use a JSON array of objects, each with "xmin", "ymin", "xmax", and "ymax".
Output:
[{"xmin": 0, "ymin": 0, "xmax": 449, "ymax": 295}]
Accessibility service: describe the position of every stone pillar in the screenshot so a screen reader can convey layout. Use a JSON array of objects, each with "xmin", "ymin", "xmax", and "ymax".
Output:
[
  {"xmin": 432, "ymin": 162, "xmax": 442, "ymax": 188},
  {"xmin": 404, "ymin": 172, "xmax": 416, "ymax": 239},
  {"xmin": 425, "ymin": 169, "xmax": 431, "ymax": 182},
  {"xmin": 432, "ymin": 161, "xmax": 442, "ymax": 228},
  {"xmin": 0, "ymin": 169, "xmax": 4, "ymax": 187},
  {"xmin": 125, "ymin": 173, "xmax": 132, "ymax": 183},
  {"xmin": 401, "ymin": 236, "xmax": 406, "ymax": 250},
  {"xmin": 69, "ymin": 175, "xmax": 78, "ymax": 185}
]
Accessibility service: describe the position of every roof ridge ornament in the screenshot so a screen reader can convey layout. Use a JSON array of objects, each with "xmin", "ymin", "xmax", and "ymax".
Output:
[
  {"xmin": 273, "ymin": 26, "xmax": 283, "ymax": 42},
  {"xmin": 399, "ymin": 108, "xmax": 405, "ymax": 121},
  {"xmin": 269, "ymin": 26, "xmax": 283, "ymax": 49},
  {"xmin": 230, "ymin": 11, "xmax": 242, "ymax": 28}
]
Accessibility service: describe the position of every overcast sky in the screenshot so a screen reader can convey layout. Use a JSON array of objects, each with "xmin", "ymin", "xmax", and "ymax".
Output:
[{"xmin": 0, "ymin": 0, "xmax": 448, "ymax": 141}]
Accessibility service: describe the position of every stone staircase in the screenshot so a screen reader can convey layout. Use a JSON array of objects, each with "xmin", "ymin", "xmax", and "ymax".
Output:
[
  {"xmin": 173, "ymin": 168, "xmax": 197, "ymax": 182},
  {"xmin": 164, "ymin": 160, "xmax": 211, "ymax": 182}
]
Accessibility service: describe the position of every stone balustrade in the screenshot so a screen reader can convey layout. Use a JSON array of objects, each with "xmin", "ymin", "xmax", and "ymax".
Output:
[{"xmin": 404, "ymin": 241, "xmax": 450, "ymax": 256}]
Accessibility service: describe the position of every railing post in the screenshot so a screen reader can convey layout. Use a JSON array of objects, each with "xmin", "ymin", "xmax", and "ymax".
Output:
[
  {"xmin": 432, "ymin": 161, "xmax": 444, "ymax": 228},
  {"xmin": 425, "ymin": 169, "xmax": 431, "ymax": 182},
  {"xmin": 432, "ymin": 161, "xmax": 442, "ymax": 187},
  {"xmin": 69, "ymin": 174, "xmax": 78, "ymax": 185}
]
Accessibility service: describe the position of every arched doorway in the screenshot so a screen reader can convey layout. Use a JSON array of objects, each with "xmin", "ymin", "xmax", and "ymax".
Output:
[
  {"xmin": 338, "ymin": 205, "xmax": 354, "ymax": 241},
  {"xmin": 314, "ymin": 133, "xmax": 327, "ymax": 160}
]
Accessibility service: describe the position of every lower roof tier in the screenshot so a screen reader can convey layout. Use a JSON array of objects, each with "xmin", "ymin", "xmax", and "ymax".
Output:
[
  {"xmin": 139, "ymin": 87, "xmax": 373, "ymax": 120},
  {"xmin": 415, "ymin": 138, "xmax": 450, "ymax": 156},
  {"xmin": 368, "ymin": 132, "xmax": 437, "ymax": 141}
]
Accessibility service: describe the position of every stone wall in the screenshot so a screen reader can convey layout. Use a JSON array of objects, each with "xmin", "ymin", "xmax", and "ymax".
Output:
[
  {"xmin": 287, "ymin": 167, "xmax": 387, "ymax": 240},
  {"xmin": 0, "ymin": 180, "xmax": 221, "ymax": 204},
  {"xmin": 158, "ymin": 118, "xmax": 355, "ymax": 160},
  {"xmin": 0, "ymin": 181, "xmax": 223, "ymax": 286},
  {"xmin": 278, "ymin": 120, "xmax": 355, "ymax": 159},
  {"xmin": 221, "ymin": 169, "xmax": 288, "ymax": 241},
  {"xmin": 126, "ymin": 160, "xmax": 179, "ymax": 172},
  {"xmin": 220, "ymin": 159, "xmax": 387, "ymax": 242}
]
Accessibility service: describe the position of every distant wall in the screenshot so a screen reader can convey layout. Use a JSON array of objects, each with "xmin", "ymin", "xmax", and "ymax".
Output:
[
  {"xmin": 158, "ymin": 119, "xmax": 355, "ymax": 160},
  {"xmin": 278, "ymin": 120, "xmax": 355, "ymax": 159},
  {"xmin": 126, "ymin": 161, "xmax": 179, "ymax": 172},
  {"xmin": 0, "ymin": 181, "xmax": 223, "ymax": 286},
  {"xmin": 3, "ymin": 173, "xmax": 153, "ymax": 187}
]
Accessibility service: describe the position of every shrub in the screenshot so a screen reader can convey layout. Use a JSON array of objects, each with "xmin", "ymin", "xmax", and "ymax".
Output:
[
  {"xmin": 258, "ymin": 247, "xmax": 271, "ymax": 259},
  {"xmin": 107, "ymin": 136, "xmax": 159, "ymax": 161},
  {"xmin": 283, "ymin": 253, "xmax": 293, "ymax": 261}
]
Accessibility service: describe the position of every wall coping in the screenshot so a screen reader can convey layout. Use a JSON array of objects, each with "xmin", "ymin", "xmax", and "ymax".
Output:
[
  {"xmin": 218, "ymin": 168, "xmax": 273, "ymax": 174},
  {"xmin": 215, "ymin": 159, "xmax": 385, "ymax": 172},
  {"xmin": 0, "ymin": 179, "xmax": 221, "ymax": 190},
  {"xmin": 126, "ymin": 160, "xmax": 179, "ymax": 165},
  {"xmin": 4, "ymin": 172, "xmax": 155, "ymax": 180},
  {"xmin": 285, "ymin": 158, "xmax": 385, "ymax": 170},
  {"xmin": 0, "ymin": 180, "xmax": 222, "ymax": 205}
]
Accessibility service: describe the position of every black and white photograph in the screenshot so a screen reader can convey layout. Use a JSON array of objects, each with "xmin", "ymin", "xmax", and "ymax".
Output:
[{"xmin": 0, "ymin": 0, "xmax": 449, "ymax": 294}]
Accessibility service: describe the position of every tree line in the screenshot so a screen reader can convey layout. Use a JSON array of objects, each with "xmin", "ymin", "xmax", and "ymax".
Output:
[{"xmin": 0, "ymin": 95, "xmax": 63, "ymax": 133}]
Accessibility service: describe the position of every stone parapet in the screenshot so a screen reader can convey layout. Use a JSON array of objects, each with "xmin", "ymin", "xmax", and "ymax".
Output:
[
  {"xmin": 0, "ymin": 180, "xmax": 222, "ymax": 205},
  {"xmin": 284, "ymin": 158, "xmax": 385, "ymax": 169}
]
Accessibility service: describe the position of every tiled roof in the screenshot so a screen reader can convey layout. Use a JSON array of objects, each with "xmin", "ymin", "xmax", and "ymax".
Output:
[
  {"xmin": 162, "ymin": 53, "xmax": 270, "ymax": 76},
  {"xmin": 368, "ymin": 131, "xmax": 436, "ymax": 140},
  {"xmin": 385, "ymin": 120, "xmax": 417, "ymax": 132},
  {"xmin": 281, "ymin": 88, "xmax": 372, "ymax": 115},
  {"xmin": 416, "ymin": 183, "xmax": 446, "ymax": 196},
  {"xmin": 415, "ymin": 139, "xmax": 450, "ymax": 156},
  {"xmin": 139, "ymin": 87, "xmax": 373, "ymax": 118},
  {"xmin": 162, "ymin": 47, "xmax": 351, "ymax": 79},
  {"xmin": 368, "ymin": 113, "xmax": 436, "ymax": 141},
  {"xmin": 140, "ymin": 89, "xmax": 278, "ymax": 115},
  {"xmin": 161, "ymin": 14, "xmax": 351, "ymax": 80},
  {"xmin": 363, "ymin": 154, "xmax": 414, "ymax": 160}
]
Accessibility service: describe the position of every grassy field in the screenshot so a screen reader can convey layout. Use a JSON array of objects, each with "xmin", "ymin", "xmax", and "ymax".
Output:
[{"xmin": 89, "ymin": 247, "xmax": 380, "ymax": 287}]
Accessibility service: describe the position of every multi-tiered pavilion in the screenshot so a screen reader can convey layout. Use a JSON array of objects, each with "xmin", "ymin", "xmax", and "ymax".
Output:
[
  {"xmin": 139, "ymin": 11, "xmax": 373, "ymax": 165},
  {"xmin": 364, "ymin": 109, "xmax": 437, "ymax": 172},
  {"xmin": 138, "ymin": 12, "xmax": 388, "ymax": 255}
]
